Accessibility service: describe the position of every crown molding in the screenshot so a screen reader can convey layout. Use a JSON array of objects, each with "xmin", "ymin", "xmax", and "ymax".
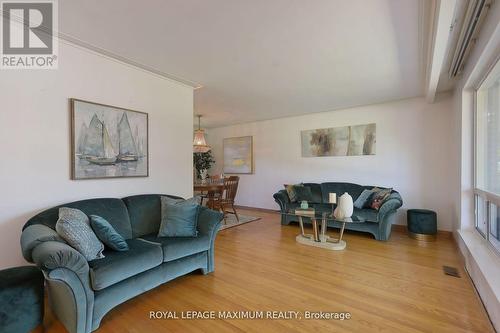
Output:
[
  {"xmin": 57, "ymin": 32, "xmax": 203, "ymax": 89},
  {"xmin": 1, "ymin": 8, "xmax": 202, "ymax": 89}
]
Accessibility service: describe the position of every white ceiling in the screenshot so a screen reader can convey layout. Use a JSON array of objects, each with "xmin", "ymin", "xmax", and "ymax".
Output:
[{"xmin": 59, "ymin": 0, "xmax": 430, "ymax": 128}]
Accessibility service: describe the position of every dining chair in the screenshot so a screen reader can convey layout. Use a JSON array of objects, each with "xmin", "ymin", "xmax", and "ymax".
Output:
[
  {"xmin": 210, "ymin": 174, "xmax": 224, "ymax": 182},
  {"xmin": 221, "ymin": 176, "xmax": 240, "ymax": 222},
  {"xmin": 205, "ymin": 185, "xmax": 224, "ymax": 213},
  {"xmin": 199, "ymin": 175, "xmax": 224, "ymax": 205}
]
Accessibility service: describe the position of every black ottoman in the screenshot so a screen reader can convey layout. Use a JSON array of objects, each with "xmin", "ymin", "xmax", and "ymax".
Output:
[
  {"xmin": 0, "ymin": 266, "xmax": 44, "ymax": 333},
  {"xmin": 407, "ymin": 209, "xmax": 437, "ymax": 241}
]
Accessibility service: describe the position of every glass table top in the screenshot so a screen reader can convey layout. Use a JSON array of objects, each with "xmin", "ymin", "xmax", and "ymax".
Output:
[{"xmin": 282, "ymin": 208, "xmax": 367, "ymax": 223}]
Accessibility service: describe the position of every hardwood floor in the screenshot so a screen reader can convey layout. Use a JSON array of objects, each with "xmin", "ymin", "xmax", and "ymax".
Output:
[{"xmin": 45, "ymin": 209, "xmax": 494, "ymax": 333}]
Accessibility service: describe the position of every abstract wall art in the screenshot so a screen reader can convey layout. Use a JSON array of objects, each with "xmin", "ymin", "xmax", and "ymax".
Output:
[
  {"xmin": 71, "ymin": 99, "xmax": 148, "ymax": 179},
  {"xmin": 223, "ymin": 136, "xmax": 253, "ymax": 174},
  {"xmin": 301, "ymin": 123, "xmax": 376, "ymax": 157}
]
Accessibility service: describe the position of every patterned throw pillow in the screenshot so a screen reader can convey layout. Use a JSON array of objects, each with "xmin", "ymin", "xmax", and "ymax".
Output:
[
  {"xmin": 369, "ymin": 188, "xmax": 393, "ymax": 210},
  {"xmin": 354, "ymin": 189, "xmax": 374, "ymax": 209},
  {"xmin": 284, "ymin": 184, "xmax": 303, "ymax": 202},
  {"xmin": 55, "ymin": 207, "xmax": 105, "ymax": 261}
]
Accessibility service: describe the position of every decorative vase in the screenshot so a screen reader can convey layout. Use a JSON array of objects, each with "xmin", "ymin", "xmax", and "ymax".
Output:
[
  {"xmin": 300, "ymin": 200, "xmax": 309, "ymax": 209},
  {"xmin": 333, "ymin": 192, "xmax": 353, "ymax": 219},
  {"xmin": 200, "ymin": 169, "xmax": 208, "ymax": 184}
]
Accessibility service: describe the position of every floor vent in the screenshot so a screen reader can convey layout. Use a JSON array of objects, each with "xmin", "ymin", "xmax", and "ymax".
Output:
[{"xmin": 443, "ymin": 266, "xmax": 461, "ymax": 278}]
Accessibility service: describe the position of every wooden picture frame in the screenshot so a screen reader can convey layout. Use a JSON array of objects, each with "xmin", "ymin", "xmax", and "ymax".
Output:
[{"xmin": 71, "ymin": 98, "xmax": 149, "ymax": 180}]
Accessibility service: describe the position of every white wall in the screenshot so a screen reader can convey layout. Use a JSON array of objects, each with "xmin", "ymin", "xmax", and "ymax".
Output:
[
  {"xmin": 0, "ymin": 41, "xmax": 194, "ymax": 269},
  {"xmin": 207, "ymin": 95, "xmax": 455, "ymax": 230}
]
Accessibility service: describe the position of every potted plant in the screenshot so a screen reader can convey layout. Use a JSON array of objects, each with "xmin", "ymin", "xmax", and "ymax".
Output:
[{"xmin": 193, "ymin": 151, "xmax": 215, "ymax": 181}]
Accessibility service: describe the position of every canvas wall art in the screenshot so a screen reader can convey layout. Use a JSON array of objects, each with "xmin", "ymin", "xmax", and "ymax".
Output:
[
  {"xmin": 223, "ymin": 136, "xmax": 253, "ymax": 174},
  {"xmin": 71, "ymin": 99, "xmax": 148, "ymax": 179},
  {"xmin": 301, "ymin": 123, "xmax": 376, "ymax": 157}
]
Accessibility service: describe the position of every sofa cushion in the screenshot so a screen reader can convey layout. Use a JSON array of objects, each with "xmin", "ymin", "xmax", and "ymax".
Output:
[
  {"xmin": 354, "ymin": 189, "xmax": 375, "ymax": 209},
  {"xmin": 24, "ymin": 198, "xmax": 133, "ymax": 240},
  {"xmin": 158, "ymin": 196, "xmax": 200, "ymax": 237},
  {"xmin": 311, "ymin": 203, "xmax": 334, "ymax": 214},
  {"xmin": 353, "ymin": 208, "xmax": 379, "ymax": 222},
  {"xmin": 321, "ymin": 183, "xmax": 365, "ymax": 203},
  {"xmin": 284, "ymin": 184, "xmax": 302, "ymax": 202},
  {"xmin": 294, "ymin": 186, "xmax": 314, "ymax": 202},
  {"xmin": 141, "ymin": 234, "xmax": 211, "ymax": 262},
  {"xmin": 56, "ymin": 208, "xmax": 105, "ymax": 261},
  {"xmin": 90, "ymin": 215, "xmax": 129, "ymax": 252},
  {"xmin": 368, "ymin": 188, "xmax": 393, "ymax": 210},
  {"xmin": 88, "ymin": 239, "xmax": 163, "ymax": 291},
  {"xmin": 123, "ymin": 194, "xmax": 183, "ymax": 238},
  {"xmin": 302, "ymin": 183, "xmax": 323, "ymax": 203}
]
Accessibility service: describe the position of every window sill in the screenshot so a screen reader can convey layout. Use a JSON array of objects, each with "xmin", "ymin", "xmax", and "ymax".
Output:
[{"xmin": 457, "ymin": 229, "xmax": 500, "ymax": 331}]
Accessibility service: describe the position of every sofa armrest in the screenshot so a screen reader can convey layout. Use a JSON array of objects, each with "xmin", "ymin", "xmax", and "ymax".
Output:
[
  {"xmin": 197, "ymin": 207, "xmax": 223, "ymax": 237},
  {"xmin": 46, "ymin": 268, "xmax": 94, "ymax": 333},
  {"xmin": 378, "ymin": 198, "xmax": 402, "ymax": 219},
  {"xmin": 21, "ymin": 224, "xmax": 66, "ymax": 262},
  {"xmin": 31, "ymin": 241, "xmax": 93, "ymax": 294},
  {"xmin": 377, "ymin": 198, "xmax": 403, "ymax": 241},
  {"xmin": 31, "ymin": 241, "xmax": 94, "ymax": 333},
  {"xmin": 273, "ymin": 190, "xmax": 290, "ymax": 212},
  {"xmin": 197, "ymin": 207, "xmax": 223, "ymax": 273}
]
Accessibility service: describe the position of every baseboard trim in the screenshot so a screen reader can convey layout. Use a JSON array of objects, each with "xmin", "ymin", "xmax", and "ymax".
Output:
[
  {"xmin": 234, "ymin": 205, "xmax": 279, "ymax": 214},
  {"xmin": 391, "ymin": 224, "xmax": 453, "ymax": 239}
]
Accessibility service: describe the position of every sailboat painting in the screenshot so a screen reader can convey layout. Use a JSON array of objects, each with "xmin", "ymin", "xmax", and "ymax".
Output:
[{"xmin": 71, "ymin": 99, "xmax": 148, "ymax": 179}]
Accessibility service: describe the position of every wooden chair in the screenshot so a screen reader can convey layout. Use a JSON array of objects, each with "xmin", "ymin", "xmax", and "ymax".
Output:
[
  {"xmin": 205, "ymin": 185, "xmax": 224, "ymax": 212},
  {"xmin": 199, "ymin": 175, "xmax": 224, "ymax": 205},
  {"xmin": 210, "ymin": 174, "xmax": 224, "ymax": 182},
  {"xmin": 221, "ymin": 176, "xmax": 240, "ymax": 222}
]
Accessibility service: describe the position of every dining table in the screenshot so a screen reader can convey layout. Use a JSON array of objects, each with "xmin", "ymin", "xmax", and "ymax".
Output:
[
  {"xmin": 193, "ymin": 182, "xmax": 225, "ymax": 192},
  {"xmin": 193, "ymin": 181, "xmax": 226, "ymax": 208}
]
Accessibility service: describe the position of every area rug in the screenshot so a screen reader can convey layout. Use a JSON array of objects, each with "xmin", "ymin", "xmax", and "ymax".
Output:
[{"xmin": 219, "ymin": 214, "xmax": 261, "ymax": 230}]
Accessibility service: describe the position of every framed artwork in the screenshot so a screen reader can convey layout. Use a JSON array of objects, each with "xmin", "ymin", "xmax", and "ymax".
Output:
[
  {"xmin": 301, "ymin": 123, "xmax": 376, "ymax": 157},
  {"xmin": 71, "ymin": 98, "xmax": 149, "ymax": 179},
  {"xmin": 223, "ymin": 136, "xmax": 253, "ymax": 174}
]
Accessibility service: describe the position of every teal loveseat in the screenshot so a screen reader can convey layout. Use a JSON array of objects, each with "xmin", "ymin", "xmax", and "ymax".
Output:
[
  {"xmin": 20, "ymin": 194, "xmax": 223, "ymax": 333},
  {"xmin": 273, "ymin": 182, "xmax": 403, "ymax": 241}
]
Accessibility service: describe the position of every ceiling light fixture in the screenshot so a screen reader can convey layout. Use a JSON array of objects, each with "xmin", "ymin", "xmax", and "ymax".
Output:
[{"xmin": 193, "ymin": 115, "xmax": 211, "ymax": 153}]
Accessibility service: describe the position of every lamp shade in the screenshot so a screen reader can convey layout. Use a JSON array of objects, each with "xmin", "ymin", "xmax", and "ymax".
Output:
[{"xmin": 193, "ymin": 129, "xmax": 211, "ymax": 153}]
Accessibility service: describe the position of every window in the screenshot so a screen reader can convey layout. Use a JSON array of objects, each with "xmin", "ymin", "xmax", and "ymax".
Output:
[{"xmin": 475, "ymin": 58, "xmax": 500, "ymax": 254}]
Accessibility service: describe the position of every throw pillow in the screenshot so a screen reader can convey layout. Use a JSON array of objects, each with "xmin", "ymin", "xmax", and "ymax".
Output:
[
  {"xmin": 90, "ymin": 215, "xmax": 129, "ymax": 252},
  {"xmin": 284, "ymin": 184, "xmax": 303, "ymax": 202},
  {"xmin": 369, "ymin": 188, "xmax": 393, "ymax": 210},
  {"xmin": 158, "ymin": 196, "xmax": 200, "ymax": 237},
  {"xmin": 55, "ymin": 207, "xmax": 105, "ymax": 261},
  {"xmin": 165, "ymin": 195, "xmax": 202, "ymax": 205},
  {"xmin": 353, "ymin": 189, "xmax": 374, "ymax": 209},
  {"xmin": 294, "ymin": 185, "xmax": 314, "ymax": 202}
]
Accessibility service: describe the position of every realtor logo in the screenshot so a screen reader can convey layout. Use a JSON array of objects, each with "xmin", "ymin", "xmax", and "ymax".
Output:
[{"xmin": 1, "ymin": 0, "xmax": 58, "ymax": 69}]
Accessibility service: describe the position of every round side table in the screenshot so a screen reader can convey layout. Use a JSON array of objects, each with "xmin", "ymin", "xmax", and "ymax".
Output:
[{"xmin": 407, "ymin": 209, "xmax": 437, "ymax": 241}]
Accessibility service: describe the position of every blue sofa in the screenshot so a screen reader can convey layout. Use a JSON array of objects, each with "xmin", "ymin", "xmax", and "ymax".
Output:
[
  {"xmin": 20, "ymin": 194, "xmax": 223, "ymax": 333},
  {"xmin": 273, "ymin": 182, "xmax": 403, "ymax": 241}
]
